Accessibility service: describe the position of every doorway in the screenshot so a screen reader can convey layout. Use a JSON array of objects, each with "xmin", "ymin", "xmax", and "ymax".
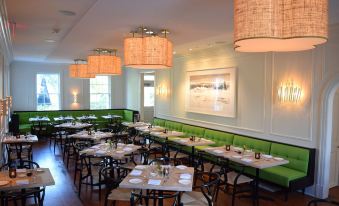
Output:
[
  {"xmin": 329, "ymin": 89, "xmax": 339, "ymax": 188},
  {"xmin": 140, "ymin": 73, "xmax": 155, "ymax": 122}
]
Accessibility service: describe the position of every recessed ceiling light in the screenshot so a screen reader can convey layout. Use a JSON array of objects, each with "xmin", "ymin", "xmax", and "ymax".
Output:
[
  {"xmin": 59, "ymin": 10, "xmax": 76, "ymax": 16},
  {"xmin": 45, "ymin": 39, "xmax": 56, "ymax": 43},
  {"xmin": 189, "ymin": 48, "xmax": 193, "ymax": 51}
]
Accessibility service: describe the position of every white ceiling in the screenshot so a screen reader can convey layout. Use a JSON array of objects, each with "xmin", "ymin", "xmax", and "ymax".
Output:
[{"xmin": 5, "ymin": 0, "xmax": 339, "ymax": 63}]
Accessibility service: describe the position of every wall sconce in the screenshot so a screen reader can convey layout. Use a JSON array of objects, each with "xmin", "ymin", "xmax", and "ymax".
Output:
[
  {"xmin": 277, "ymin": 80, "xmax": 302, "ymax": 103},
  {"xmin": 72, "ymin": 92, "xmax": 78, "ymax": 104},
  {"xmin": 6, "ymin": 96, "xmax": 12, "ymax": 108},
  {"xmin": 156, "ymin": 85, "xmax": 169, "ymax": 96},
  {"xmin": 2, "ymin": 99, "xmax": 8, "ymax": 116}
]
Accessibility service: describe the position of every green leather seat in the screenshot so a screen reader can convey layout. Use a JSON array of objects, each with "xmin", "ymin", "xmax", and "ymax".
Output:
[
  {"xmin": 203, "ymin": 129, "xmax": 234, "ymax": 147},
  {"xmin": 153, "ymin": 118, "xmax": 166, "ymax": 127},
  {"xmin": 233, "ymin": 135, "xmax": 271, "ymax": 154},
  {"xmin": 164, "ymin": 121, "xmax": 183, "ymax": 132},
  {"xmin": 182, "ymin": 125, "xmax": 205, "ymax": 137}
]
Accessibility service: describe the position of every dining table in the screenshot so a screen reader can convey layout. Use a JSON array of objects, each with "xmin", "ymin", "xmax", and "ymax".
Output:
[
  {"xmin": 54, "ymin": 122, "xmax": 92, "ymax": 130},
  {"xmin": 76, "ymin": 115, "xmax": 97, "ymax": 122},
  {"xmin": 69, "ymin": 131, "xmax": 113, "ymax": 142},
  {"xmin": 121, "ymin": 122, "xmax": 150, "ymax": 128},
  {"xmin": 29, "ymin": 117, "xmax": 50, "ymax": 137},
  {"xmin": 79, "ymin": 142, "xmax": 141, "ymax": 160},
  {"xmin": 135, "ymin": 126, "xmax": 165, "ymax": 134},
  {"xmin": 150, "ymin": 130, "xmax": 184, "ymax": 140},
  {"xmin": 119, "ymin": 164, "xmax": 194, "ymax": 206},
  {"xmin": 0, "ymin": 168, "xmax": 55, "ymax": 192},
  {"xmin": 203, "ymin": 146, "xmax": 289, "ymax": 206},
  {"xmin": 1, "ymin": 135, "xmax": 39, "ymax": 162},
  {"xmin": 102, "ymin": 115, "xmax": 122, "ymax": 124},
  {"xmin": 53, "ymin": 116, "xmax": 75, "ymax": 122},
  {"xmin": 171, "ymin": 137, "xmax": 215, "ymax": 166}
]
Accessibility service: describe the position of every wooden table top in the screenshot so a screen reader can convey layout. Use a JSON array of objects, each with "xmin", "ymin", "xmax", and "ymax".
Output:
[
  {"xmin": 203, "ymin": 146, "xmax": 289, "ymax": 169},
  {"xmin": 1, "ymin": 135, "xmax": 38, "ymax": 144},
  {"xmin": 135, "ymin": 126, "xmax": 165, "ymax": 133},
  {"xmin": 54, "ymin": 116, "xmax": 75, "ymax": 121},
  {"xmin": 150, "ymin": 131, "xmax": 185, "ymax": 139},
  {"xmin": 80, "ymin": 143, "xmax": 141, "ymax": 160},
  {"xmin": 101, "ymin": 115, "xmax": 122, "ymax": 119},
  {"xmin": 119, "ymin": 165, "xmax": 194, "ymax": 192},
  {"xmin": 76, "ymin": 116, "xmax": 97, "ymax": 120},
  {"xmin": 171, "ymin": 137, "xmax": 215, "ymax": 147},
  {"xmin": 0, "ymin": 168, "xmax": 55, "ymax": 191},
  {"xmin": 69, "ymin": 131, "xmax": 113, "ymax": 141},
  {"xmin": 29, "ymin": 117, "xmax": 50, "ymax": 122},
  {"xmin": 121, "ymin": 122, "xmax": 150, "ymax": 128},
  {"xmin": 54, "ymin": 122, "xmax": 92, "ymax": 129}
]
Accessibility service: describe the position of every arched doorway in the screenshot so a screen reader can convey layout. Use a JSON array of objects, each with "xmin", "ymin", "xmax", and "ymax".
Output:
[{"xmin": 318, "ymin": 74, "xmax": 339, "ymax": 198}]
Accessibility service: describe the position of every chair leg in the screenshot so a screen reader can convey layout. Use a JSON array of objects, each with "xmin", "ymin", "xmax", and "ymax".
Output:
[{"xmin": 284, "ymin": 189, "xmax": 289, "ymax": 201}]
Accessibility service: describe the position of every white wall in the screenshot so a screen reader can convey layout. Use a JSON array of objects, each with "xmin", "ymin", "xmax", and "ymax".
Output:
[{"xmin": 10, "ymin": 61, "xmax": 126, "ymax": 111}]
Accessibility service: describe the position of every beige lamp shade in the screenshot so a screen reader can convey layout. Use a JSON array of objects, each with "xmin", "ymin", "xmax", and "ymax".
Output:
[
  {"xmin": 124, "ymin": 36, "xmax": 173, "ymax": 69},
  {"xmin": 234, "ymin": 0, "xmax": 328, "ymax": 52},
  {"xmin": 69, "ymin": 63, "xmax": 95, "ymax": 79},
  {"xmin": 88, "ymin": 54, "xmax": 122, "ymax": 75}
]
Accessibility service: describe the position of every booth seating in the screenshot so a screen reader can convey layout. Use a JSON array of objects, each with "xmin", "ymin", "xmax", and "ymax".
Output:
[
  {"xmin": 151, "ymin": 117, "xmax": 315, "ymax": 199},
  {"xmin": 11, "ymin": 109, "xmax": 138, "ymax": 134}
]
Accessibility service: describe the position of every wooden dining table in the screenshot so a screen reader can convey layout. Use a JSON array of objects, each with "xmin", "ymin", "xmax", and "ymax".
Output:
[
  {"xmin": 119, "ymin": 165, "xmax": 194, "ymax": 206},
  {"xmin": 79, "ymin": 142, "xmax": 141, "ymax": 160},
  {"xmin": 1, "ymin": 135, "xmax": 39, "ymax": 162},
  {"xmin": 69, "ymin": 131, "xmax": 113, "ymax": 142},
  {"xmin": 54, "ymin": 122, "xmax": 92, "ymax": 130},
  {"xmin": 171, "ymin": 137, "xmax": 215, "ymax": 166},
  {"xmin": 203, "ymin": 146, "xmax": 289, "ymax": 205},
  {"xmin": 0, "ymin": 168, "xmax": 55, "ymax": 192}
]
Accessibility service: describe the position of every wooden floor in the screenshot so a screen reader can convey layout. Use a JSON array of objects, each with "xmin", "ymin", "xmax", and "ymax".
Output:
[{"xmin": 31, "ymin": 140, "xmax": 339, "ymax": 206}]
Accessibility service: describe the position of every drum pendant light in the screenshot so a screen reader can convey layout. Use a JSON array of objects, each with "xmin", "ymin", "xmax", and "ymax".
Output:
[{"xmin": 87, "ymin": 48, "xmax": 122, "ymax": 75}]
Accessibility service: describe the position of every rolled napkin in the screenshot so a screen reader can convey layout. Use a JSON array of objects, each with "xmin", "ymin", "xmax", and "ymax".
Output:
[
  {"xmin": 262, "ymin": 154, "xmax": 273, "ymax": 159},
  {"xmin": 148, "ymin": 179, "xmax": 161, "ymax": 185},
  {"xmin": 130, "ymin": 169, "xmax": 142, "ymax": 176},
  {"xmin": 213, "ymin": 150, "xmax": 224, "ymax": 154},
  {"xmin": 180, "ymin": 173, "xmax": 192, "ymax": 180},
  {"xmin": 16, "ymin": 179, "xmax": 29, "ymax": 185}
]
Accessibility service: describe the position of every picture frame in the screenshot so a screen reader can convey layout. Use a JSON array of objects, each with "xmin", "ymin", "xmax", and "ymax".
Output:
[{"xmin": 185, "ymin": 67, "xmax": 236, "ymax": 117}]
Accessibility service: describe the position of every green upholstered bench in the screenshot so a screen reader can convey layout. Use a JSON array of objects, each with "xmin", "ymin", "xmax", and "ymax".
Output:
[
  {"xmin": 11, "ymin": 109, "xmax": 138, "ymax": 134},
  {"xmin": 149, "ymin": 117, "xmax": 315, "ymax": 199}
]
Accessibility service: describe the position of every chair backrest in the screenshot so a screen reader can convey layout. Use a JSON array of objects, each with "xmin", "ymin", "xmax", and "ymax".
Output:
[
  {"xmin": 0, "ymin": 160, "xmax": 40, "ymax": 170},
  {"xmin": 100, "ymin": 166, "xmax": 129, "ymax": 191},
  {"xmin": 148, "ymin": 157, "xmax": 171, "ymax": 166},
  {"xmin": 130, "ymin": 190, "xmax": 181, "ymax": 206},
  {"xmin": 194, "ymin": 172, "xmax": 220, "ymax": 206}
]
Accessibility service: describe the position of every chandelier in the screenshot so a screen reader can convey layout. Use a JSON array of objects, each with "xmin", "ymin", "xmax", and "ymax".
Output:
[
  {"xmin": 234, "ymin": 0, "xmax": 328, "ymax": 52},
  {"xmin": 87, "ymin": 48, "xmax": 121, "ymax": 75},
  {"xmin": 69, "ymin": 59, "xmax": 95, "ymax": 79},
  {"xmin": 124, "ymin": 27, "xmax": 173, "ymax": 69}
]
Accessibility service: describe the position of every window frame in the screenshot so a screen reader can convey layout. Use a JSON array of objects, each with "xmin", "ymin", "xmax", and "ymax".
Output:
[
  {"xmin": 35, "ymin": 72, "xmax": 61, "ymax": 111},
  {"xmin": 89, "ymin": 75, "xmax": 112, "ymax": 109}
]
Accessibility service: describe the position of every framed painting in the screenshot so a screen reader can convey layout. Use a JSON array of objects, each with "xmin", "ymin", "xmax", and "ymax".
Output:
[{"xmin": 185, "ymin": 68, "xmax": 236, "ymax": 117}]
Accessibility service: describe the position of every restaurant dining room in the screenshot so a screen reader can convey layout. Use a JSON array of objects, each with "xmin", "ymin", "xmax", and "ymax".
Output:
[{"xmin": 0, "ymin": 0, "xmax": 339, "ymax": 205}]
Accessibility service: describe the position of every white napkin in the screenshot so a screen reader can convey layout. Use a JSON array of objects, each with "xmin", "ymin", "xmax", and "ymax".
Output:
[
  {"xmin": 95, "ymin": 150, "xmax": 106, "ymax": 155},
  {"xmin": 16, "ymin": 169, "xmax": 26, "ymax": 173},
  {"xmin": 180, "ymin": 173, "xmax": 192, "ymax": 180},
  {"xmin": 241, "ymin": 158, "xmax": 253, "ymax": 163},
  {"xmin": 123, "ymin": 147, "xmax": 133, "ymax": 151},
  {"xmin": 16, "ymin": 180, "xmax": 29, "ymax": 185},
  {"xmin": 148, "ymin": 179, "xmax": 161, "ymax": 185},
  {"xmin": 130, "ymin": 170, "xmax": 142, "ymax": 176}
]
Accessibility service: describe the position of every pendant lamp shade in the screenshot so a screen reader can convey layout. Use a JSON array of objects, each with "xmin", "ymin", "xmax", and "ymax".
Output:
[
  {"xmin": 234, "ymin": 0, "xmax": 328, "ymax": 52},
  {"xmin": 124, "ymin": 35, "xmax": 173, "ymax": 69},
  {"xmin": 88, "ymin": 49, "xmax": 122, "ymax": 75},
  {"xmin": 69, "ymin": 61, "xmax": 95, "ymax": 79}
]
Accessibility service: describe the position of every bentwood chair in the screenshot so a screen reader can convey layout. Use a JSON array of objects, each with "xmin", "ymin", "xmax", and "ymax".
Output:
[
  {"xmin": 181, "ymin": 171, "xmax": 220, "ymax": 206},
  {"xmin": 130, "ymin": 190, "xmax": 181, "ymax": 206},
  {"xmin": 308, "ymin": 198, "xmax": 339, "ymax": 206},
  {"xmin": 100, "ymin": 166, "xmax": 131, "ymax": 206}
]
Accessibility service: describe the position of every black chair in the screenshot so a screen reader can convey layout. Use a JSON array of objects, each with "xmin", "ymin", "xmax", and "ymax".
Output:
[
  {"xmin": 6, "ymin": 143, "xmax": 33, "ymax": 164},
  {"xmin": 72, "ymin": 141, "xmax": 93, "ymax": 184},
  {"xmin": 120, "ymin": 147, "xmax": 150, "ymax": 171},
  {"xmin": 100, "ymin": 166, "xmax": 130, "ymax": 206},
  {"xmin": 130, "ymin": 190, "xmax": 181, "ymax": 206},
  {"xmin": 181, "ymin": 171, "xmax": 220, "ymax": 206},
  {"xmin": 308, "ymin": 198, "xmax": 339, "ymax": 206}
]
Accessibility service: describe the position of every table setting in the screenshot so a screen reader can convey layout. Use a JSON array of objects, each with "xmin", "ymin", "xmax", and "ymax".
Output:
[
  {"xmin": 80, "ymin": 142, "xmax": 141, "ymax": 159},
  {"xmin": 69, "ymin": 130, "xmax": 113, "ymax": 141},
  {"xmin": 1, "ymin": 134, "xmax": 38, "ymax": 144}
]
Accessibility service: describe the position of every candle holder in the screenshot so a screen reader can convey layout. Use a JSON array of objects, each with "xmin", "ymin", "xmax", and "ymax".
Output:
[
  {"xmin": 225, "ymin": 145, "xmax": 231, "ymax": 151},
  {"xmin": 164, "ymin": 129, "xmax": 168, "ymax": 134},
  {"xmin": 255, "ymin": 152, "xmax": 261, "ymax": 159},
  {"xmin": 15, "ymin": 134, "xmax": 20, "ymax": 139},
  {"xmin": 9, "ymin": 168, "xmax": 16, "ymax": 178}
]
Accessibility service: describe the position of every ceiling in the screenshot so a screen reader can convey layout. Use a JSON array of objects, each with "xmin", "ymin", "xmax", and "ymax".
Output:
[{"xmin": 5, "ymin": 0, "xmax": 339, "ymax": 63}]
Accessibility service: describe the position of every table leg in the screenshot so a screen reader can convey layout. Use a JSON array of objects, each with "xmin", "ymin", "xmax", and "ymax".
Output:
[{"xmin": 191, "ymin": 146, "xmax": 195, "ymax": 167}]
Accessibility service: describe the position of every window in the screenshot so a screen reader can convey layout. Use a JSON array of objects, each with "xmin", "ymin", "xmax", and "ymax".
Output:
[
  {"xmin": 36, "ymin": 73, "xmax": 60, "ymax": 111},
  {"xmin": 144, "ymin": 74, "xmax": 155, "ymax": 107},
  {"xmin": 90, "ymin": 76, "xmax": 111, "ymax": 109}
]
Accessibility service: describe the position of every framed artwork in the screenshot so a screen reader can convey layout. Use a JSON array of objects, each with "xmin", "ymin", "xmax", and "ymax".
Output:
[{"xmin": 185, "ymin": 67, "xmax": 236, "ymax": 117}]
